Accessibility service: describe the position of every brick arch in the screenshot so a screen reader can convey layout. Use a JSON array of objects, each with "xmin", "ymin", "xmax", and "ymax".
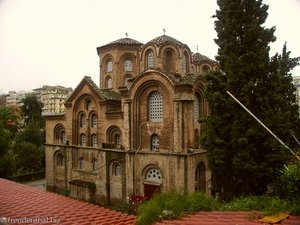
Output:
[
  {"xmin": 53, "ymin": 123, "xmax": 66, "ymax": 144},
  {"xmin": 141, "ymin": 165, "xmax": 163, "ymax": 199}
]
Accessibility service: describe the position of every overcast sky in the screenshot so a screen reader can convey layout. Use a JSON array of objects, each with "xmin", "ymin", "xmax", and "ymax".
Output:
[{"xmin": 0, "ymin": 0, "xmax": 300, "ymax": 94}]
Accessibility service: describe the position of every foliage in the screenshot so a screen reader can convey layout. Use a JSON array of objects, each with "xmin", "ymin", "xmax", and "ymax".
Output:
[
  {"xmin": 0, "ymin": 151, "xmax": 16, "ymax": 178},
  {"xmin": 0, "ymin": 106, "xmax": 19, "ymax": 133},
  {"xmin": 221, "ymin": 196, "xmax": 287, "ymax": 214},
  {"xmin": 201, "ymin": 0, "xmax": 300, "ymax": 201},
  {"xmin": 136, "ymin": 191, "xmax": 218, "ymax": 225},
  {"xmin": 15, "ymin": 120, "xmax": 44, "ymax": 147},
  {"xmin": 271, "ymin": 162, "xmax": 300, "ymax": 200},
  {"xmin": 14, "ymin": 141, "xmax": 44, "ymax": 172},
  {"xmin": 20, "ymin": 93, "xmax": 44, "ymax": 127}
]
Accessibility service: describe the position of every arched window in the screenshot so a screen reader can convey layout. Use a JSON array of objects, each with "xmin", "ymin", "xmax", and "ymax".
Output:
[
  {"xmin": 195, "ymin": 162, "xmax": 206, "ymax": 192},
  {"xmin": 149, "ymin": 91, "xmax": 163, "ymax": 122},
  {"xmin": 80, "ymin": 133, "xmax": 86, "ymax": 146},
  {"xmin": 80, "ymin": 114, "xmax": 86, "ymax": 128},
  {"xmin": 59, "ymin": 131, "xmax": 66, "ymax": 144},
  {"xmin": 91, "ymin": 134, "xmax": 97, "ymax": 147},
  {"xmin": 124, "ymin": 59, "xmax": 132, "ymax": 71},
  {"xmin": 202, "ymin": 65, "xmax": 210, "ymax": 73},
  {"xmin": 56, "ymin": 153, "xmax": 64, "ymax": 167},
  {"xmin": 91, "ymin": 114, "xmax": 97, "ymax": 128},
  {"xmin": 194, "ymin": 95, "xmax": 200, "ymax": 122},
  {"xmin": 79, "ymin": 157, "xmax": 84, "ymax": 169},
  {"xmin": 114, "ymin": 134, "xmax": 121, "ymax": 149},
  {"xmin": 146, "ymin": 50, "xmax": 154, "ymax": 69},
  {"xmin": 86, "ymin": 100, "xmax": 92, "ymax": 111},
  {"xmin": 164, "ymin": 49, "xmax": 174, "ymax": 73},
  {"xmin": 182, "ymin": 52, "xmax": 188, "ymax": 74},
  {"xmin": 106, "ymin": 76, "xmax": 112, "ymax": 89},
  {"xmin": 92, "ymin": 158, "xmax": 98, "ymax": 171},
  {"xmin": 112, "ymin": 162, "xmax": 121, "ymax": 176},
  {"xmin": 151, "ymin": 134, "xmax": 160, "ymax": 152},
  {"xmin": 145, "ymin": 168, "xmax": 162, "ymax": 183},
  {"xmin": 106, "ymin": 60, "xmax": 113, "ymax": 73}
]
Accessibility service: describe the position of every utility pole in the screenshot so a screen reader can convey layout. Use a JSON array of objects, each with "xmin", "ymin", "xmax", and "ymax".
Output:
[{"xmin": 227, "ymin": 91, "xmax": 300, "ymax": 161}]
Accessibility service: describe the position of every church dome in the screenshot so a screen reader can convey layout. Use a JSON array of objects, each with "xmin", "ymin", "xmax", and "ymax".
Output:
[
  {"xmin": 97, "ymin": 37, "xmax": 143, "ymax": 53},
  {"xmin": 146, "ymin": 35, "xmax": 186, "ymax": 47},
  {"xmin": 193, "ymin": 52, "xmax": 215, "ymax": 64}
]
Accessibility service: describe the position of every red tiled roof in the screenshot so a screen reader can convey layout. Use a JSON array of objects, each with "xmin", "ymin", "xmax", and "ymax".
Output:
[
  {"xmin": 1, "ymin": 178, "xmax": 299, "ymax": 225},
  {"xmin": 155, "ymin": 211, "xmax": 300, "ymax": 225},
  {"xmin": 0, "ymin": 178, "xmax": 135, "ymax": 225}
]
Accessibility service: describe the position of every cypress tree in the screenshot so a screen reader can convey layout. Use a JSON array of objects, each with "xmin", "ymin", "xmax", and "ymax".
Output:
[{"xmin": 201, "ymin": 0, "xmax": 300, "ymax": 201}]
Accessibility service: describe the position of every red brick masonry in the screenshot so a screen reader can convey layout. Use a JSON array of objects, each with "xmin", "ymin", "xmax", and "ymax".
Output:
[{"xmin": 0, "ymin": 178, "xmax": 299, "ymax": 225}]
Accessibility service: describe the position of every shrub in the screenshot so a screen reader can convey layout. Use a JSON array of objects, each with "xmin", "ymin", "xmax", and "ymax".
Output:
[
  {"xmin": 221, "ymin": 196, "xmax": 291, "ymax": 214},
  {"xmin": 136, "ymin": 191, "xmax": 218, "ymax": 225},
  {"xmin": 271, "ymin": 162, "xmax": 300, "ymax": 200}
]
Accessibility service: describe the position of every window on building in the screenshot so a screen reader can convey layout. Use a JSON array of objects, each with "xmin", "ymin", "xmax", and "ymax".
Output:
[
  {"xmin": 202, "ymin": 65, "xmax": 210, "ymax": 73},
  {"xmin": 106, "ymin": 76, "xmax": 112, "ymax": 89},
  {"xmin": 164, "ymin": 49, "xmax": 174, "ymax": 73},
  {"xmin": 91, "ymin": 134, "xmax": 97, "ymax": 147},
  {"xmin": 80, "ymin": 133, "xmax": 86, "ymax": 146},
  {"xmin": 124, "ymin": 59, "xmax": 132, "ymax": 71},
  {"xmin": 145, "ymin": 168, "xmax": 162, "ymax": 183},
  {"xmin": 112, "ymin": 163, "xmax": 121, "ymax": 176},
  {"xmin": 149, "ymin": 91, "xmax": 163, "ymax": 122},
  {"xmin": 114, "ymin": 134, "xmax": 121, "ymax": 149},
  {"xmin": 151, "ymin": 134, "xmax": 160, "ymax": 152},
  {"xmin": 86, "ymin": 100, "xmax": 92, "ymax": 111},
  {"xmin": 80, "ymin": 114, "xmax": 86, "ymax": 128},
  {"xmin": 106, "ymin": 60, "xmax": 113, "ymax": 73},
  {"xmin": 56, "ymin": 153, "xmax": 64, "ymax": 167},
  {"xmin": 182, "ymin": 52, "xmax": 188, "ymax": 74},
  {"xmin": 92, "ymin": 158, "xmax": 98, "ymax": 171},
  {"xmin": 194, "ymin": 95, "xmax": 200, "ymax": 122},
  {"xmin": 91, "ymin": 114, "xmax": 97, "ymax": 128},
  {"xmin": 146, "ymin": 50, "xmax": 154, "ymax": 69},
  {"xmin": 78, "ymin": 157, "xmax": 84, "ymax": 169}
]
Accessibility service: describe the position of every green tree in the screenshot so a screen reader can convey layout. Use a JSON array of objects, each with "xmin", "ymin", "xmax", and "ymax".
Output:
[
  {"xmin": 15, "ymin": 120, "xmax": 44, "ymax": 147},
  {"xmin": 14, "ymin": 141, "xmax": 43, "ymax": 172},
  {"xmin": 201, "ymin": 0, "xmax": 300, "ymax": 201},
  {"xmin": 21, "ymin": 93, "xmax": 44, "ymax": 127}
]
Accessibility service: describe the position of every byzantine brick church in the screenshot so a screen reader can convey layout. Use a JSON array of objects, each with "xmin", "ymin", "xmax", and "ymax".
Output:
[{"xmin": 45, "ymin": 33, "xmax": 218, "ymax": 205}]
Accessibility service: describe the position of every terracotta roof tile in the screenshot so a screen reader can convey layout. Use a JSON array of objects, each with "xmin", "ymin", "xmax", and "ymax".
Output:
[
  {"xmin": 0, "ymin": 178, "xmax": 135, "ymax": 225},
  {"xmin": 1, "ymin": 179, "xmax": 299, "ymax": 225}
]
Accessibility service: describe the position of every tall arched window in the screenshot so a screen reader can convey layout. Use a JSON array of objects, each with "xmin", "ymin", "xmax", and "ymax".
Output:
[
  {"xmin": 114, "ymin": 134, "xmax": 121, "ymax": 149},
  {"xmin": 182, "ymin": 52, "xmax": 188, "ymax": 74},
  {"xmin": 151, "ymin": 134, "xmax": 160, "ymax": 152},
  {"xmin": 86, "ymin": 100, "xmax": 92, "ymax": 111},
  {"xmin": 92, "ymin": 158, "xmax": 98, "ymax": 171},
  {"xmin": 146, "ymin": 50, "xmax": 154, "ymax": 69},
  {"xmin": 124, "ymin": 59, "xmax": 132, "ymax": 71},
  {"xmin": 80, "ymin": 114, "xmax": 86, "ymax": 128},
  {"xmin": 106, "ymin": 60, "xmax": 113, "ymax": 73},
  {"xmin": 80, "ymin": 133, "xmax": 86, "ymax": 146},
  {"xmin": 194, "ymin": 95, "xmax": 200, "ymax": 122},
  {"xmin": 164, "ymin": 49, "xmax": 174, "ymax": 73},
  {"xmin": 59, "ymin": 131, "xmax": 66, "ymax": 144},
  {"xmin": 79, "ymin": 157, "xmax": 84, "ymax": 169},
  {"xmin": 195, "ymin": 162, "xmax": 206, "ymax": 192},
  {"xmin": 91, "ymin": 114, "xmax": 97, "ymax": 128},
  {"xmin": 91, "ymin": 134, "xmax": 97, "ymax": 147},
  {"xmin": 112, "ymin": 162, "xmax": 121, "ymax": 176},
  {"xmin": 56, "ymin": 153, "xmax": 64, "ymax": 167},
  {"xmin": 149, "ymin": 91, "xmax": 163, "ymax": 122},
  {"xmin": 202, "ymin": 65, "xmax": 210, "ymax": 73},
  {"xmin": 106, "ymin": 76, "xmax": 112, "ymax": 89}
]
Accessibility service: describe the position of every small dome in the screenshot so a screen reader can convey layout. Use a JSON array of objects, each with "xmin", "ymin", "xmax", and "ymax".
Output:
[
  {"xmin": 147, "ymin": 35, "xmax": 186, "ymax": 47},
  {"xmin": 104, "ymin": 37, "xmax": 143, "ymax": 46},
  {"xmin": 193, "ymin": 53, "xmax": 215, "ymax": 64}
]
